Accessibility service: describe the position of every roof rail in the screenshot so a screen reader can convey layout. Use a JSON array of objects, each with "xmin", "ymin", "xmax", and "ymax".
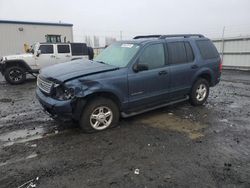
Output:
[
  {"xmin": 159, "ymin": 34, "xmax": 204, "ymax": 39},
  {"xmin": 133, "ymin": 35, "xmax": 161, "ymax": 39},
  {"xmin": 133, "ymin": 34, "xmax": 204, "ymax": 40}
]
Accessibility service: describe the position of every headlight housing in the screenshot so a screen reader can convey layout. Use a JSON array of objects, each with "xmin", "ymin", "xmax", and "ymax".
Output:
[{"xmin": 53, "ymin": 85, "xmax": 75, "ymax": 100}]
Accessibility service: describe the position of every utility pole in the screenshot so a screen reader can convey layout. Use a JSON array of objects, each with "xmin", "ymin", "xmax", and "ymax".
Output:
[{"xmin": 221, "ymin": 26, "xmax": 226, "ymax": 62}]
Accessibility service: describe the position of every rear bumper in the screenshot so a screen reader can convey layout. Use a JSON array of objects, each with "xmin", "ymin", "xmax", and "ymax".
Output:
[{"xmin": 36, "ymin": 88, "xmax": 73, "ymax": 119}]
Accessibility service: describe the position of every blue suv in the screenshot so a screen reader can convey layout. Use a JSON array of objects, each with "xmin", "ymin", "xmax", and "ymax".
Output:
[{"xmin": 36, "ymin": 34, "xmax": 222, "ymax": 133}]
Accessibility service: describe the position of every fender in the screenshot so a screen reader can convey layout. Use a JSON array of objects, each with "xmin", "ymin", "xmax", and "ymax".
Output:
[
  {"xmin": 80, "ymin": 81, "xmax": 124, "ymax": 103},
  {"xmin": 74, "ymin": 80, "xmax": 126, "ymax": 106},
  {"xmin": 72, "ymin": 81, "xmax": 125, "ymax": 120},
  {"xmin": 1, "ymin": 59, "xmax": 32, "ymax": 73},
  {"xmin": 191, "ymin": 67, "xmax": 214, "ymax": 86}
]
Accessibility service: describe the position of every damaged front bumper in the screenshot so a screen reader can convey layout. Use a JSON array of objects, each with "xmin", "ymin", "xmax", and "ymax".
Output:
[{"xmin": 36, "ymin": 88, "xmax": 73, "ymax": 120}]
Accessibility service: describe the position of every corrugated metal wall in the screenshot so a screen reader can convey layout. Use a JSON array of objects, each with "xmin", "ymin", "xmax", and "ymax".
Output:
[
  {"xmin": 0, "ymin": 23, "xmax": 73, "ymax": 57},
  {"xmin": 213, "ymin": 37, "xmax": 250, "ymax": 68}
]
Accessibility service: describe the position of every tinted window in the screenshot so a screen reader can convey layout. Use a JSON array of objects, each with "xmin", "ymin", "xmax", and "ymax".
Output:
[
  {"xmin": 168, "ymin": 42, "xmax": 186, "ymax": 64},
  {"xmin": 57, "ymin": 45, "xmax": 70, "ymax": 53},
  {"xmin": 196, "ymin": 40, "xmax": 219, "ymax": 59},
  {"xmin": 71, "ymin": 43, "xmax": 88, "ymax": 56},
  {"xmin": 139, "ymin": 43, "xmax": 165, "ymax": 70},
  {"xmin": 185, "ymin": 42, "xmax": 194, "ymax": 62},
  {"xmin": 39, "ymin": 45, "xmax": 53, "ymax": 54}
]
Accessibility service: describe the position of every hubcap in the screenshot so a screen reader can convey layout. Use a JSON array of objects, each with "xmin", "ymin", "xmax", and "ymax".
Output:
[
  {"xmin": 9, "ymin": 69, "xmax": 23, "ymax": 82},
  {"xmin": 90, "ymin": 106, "xmax": 113, "ymax": 130},
  {"xmin": 196, "ymin": 83, "xmax": 207, "ymax": 101}
]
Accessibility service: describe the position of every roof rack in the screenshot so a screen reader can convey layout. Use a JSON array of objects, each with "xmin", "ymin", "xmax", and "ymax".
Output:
[
  {"xmin": 133, "ymin": 34, "xmax": 204, "ymax": 40},
  {"xmin": 133, "ymin": 35, "xmax": 162, "ymax": 39}
]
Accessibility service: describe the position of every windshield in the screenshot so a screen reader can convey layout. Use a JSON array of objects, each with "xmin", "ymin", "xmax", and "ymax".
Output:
[{"xmin": 94, "ymin": 42, "xmax": 140, "ymax": 67}]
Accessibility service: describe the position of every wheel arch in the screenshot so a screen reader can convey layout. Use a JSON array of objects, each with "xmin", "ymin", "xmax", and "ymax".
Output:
[
  {"xmin": 84, "ymin": 91, "xmax": 122, "ymax": 109},
  {"xmin": 3, "ymin": 60, "xmax": 32, "ymax": 72},
  {"xmin": 72, "ymin": 91, "xmax": 122, "ymax": 121},
  {"xmin": 193, "ymin": 69, "xmax": 213, "ymax": 87}
]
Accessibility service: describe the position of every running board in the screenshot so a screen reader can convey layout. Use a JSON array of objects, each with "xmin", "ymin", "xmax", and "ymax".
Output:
[{"xmin": 121, "ymin": 96, "xmax": 189, "ymax": 118}]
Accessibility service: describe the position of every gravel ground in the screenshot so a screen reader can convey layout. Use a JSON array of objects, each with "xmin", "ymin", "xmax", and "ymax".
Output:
[{"xmin": 0, "ymin": 70, "xmax": 250, "ymax": 188}]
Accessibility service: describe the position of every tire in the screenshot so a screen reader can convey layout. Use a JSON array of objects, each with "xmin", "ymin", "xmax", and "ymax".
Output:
[
  {"xmin": 79, "ymin": 97, "xmax": 119, "ymax": 133},
  {"xmin": 4, "ymin": 66, "xmax": 26, "ymax": 85},
  {"xmin": 189, "ymin": 78, "xmax": 209, "ymax": 106}
]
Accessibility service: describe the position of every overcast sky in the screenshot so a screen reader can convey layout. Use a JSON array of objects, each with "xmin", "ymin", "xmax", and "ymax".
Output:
[{"xmin": 0, "ymin": 0, "xmax": 250, "ymax": 41}]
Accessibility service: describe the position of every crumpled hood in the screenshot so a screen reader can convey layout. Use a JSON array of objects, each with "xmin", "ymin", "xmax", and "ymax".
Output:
[
  {"xmin": 40, "ymin": 59, "xmax": 118, "ymax": 83},
  {"xmin": 4, "ymin": 53, "xmax": 33, "ymax": 60}
]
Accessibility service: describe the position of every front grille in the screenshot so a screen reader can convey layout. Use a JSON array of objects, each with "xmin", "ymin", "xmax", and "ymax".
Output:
[{"xmin": 37, "ymin": 75, "xmax": 53, "ymax": 94}]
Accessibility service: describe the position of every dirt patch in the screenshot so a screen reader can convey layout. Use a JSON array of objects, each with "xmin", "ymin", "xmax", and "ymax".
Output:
[{"xmin": 138, "ymin": 112, "xmax": 205, "ymax": 140}]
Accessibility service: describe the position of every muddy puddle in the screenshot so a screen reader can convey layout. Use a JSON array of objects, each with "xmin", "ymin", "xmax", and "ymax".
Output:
[
  {"xmin": 0, "ymin": 152, "xmax": 38, "ymax": 167},
  {"xmin": 0, "ymin": 126, "xmax": 56, "ymax": 147},
  {"xmin": 137, "ymin": 112, "xmax": 206, "ymax": 140}
]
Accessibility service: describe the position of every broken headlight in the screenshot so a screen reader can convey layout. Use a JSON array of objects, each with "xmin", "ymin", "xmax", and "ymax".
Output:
[{"xmin": 53, "ymin": 84, "xmax": 75, "ymax": 100}]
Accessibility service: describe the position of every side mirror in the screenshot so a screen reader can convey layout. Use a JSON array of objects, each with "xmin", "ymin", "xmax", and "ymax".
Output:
[
  {"xmin": 134, "ymin": 63, "xmax": 149, "ymax": 72},
  {"xmin": 36, "ymin": 50, "xmax": 41, "ymax": 57}
]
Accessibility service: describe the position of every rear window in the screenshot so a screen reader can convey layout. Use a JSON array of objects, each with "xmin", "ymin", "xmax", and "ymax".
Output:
[
  {"xmin": 185, "ymin": 42, "xmax": 194, "ymax": 62},
  {"xmin": 167, "ymin": 42, "xmax": 187, "ymax": 64},
  {"xmin": 196, "ymin": 40, "xmax": 219, "ymax": 59},
  {"xmin": 71, "ymin": 43, "xmax": 88, "ymax": 56},
  {"xmin": 57, "ymin": 45, "xmax": 70, "ymax": 53}
]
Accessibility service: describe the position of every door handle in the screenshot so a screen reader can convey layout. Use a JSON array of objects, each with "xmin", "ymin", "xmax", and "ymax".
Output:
[
  {"xmin": 50, "ymin": 55, "xmax": 56, "ymax": 58},
  {"xmin": 158, "ymin": 70, "xmax": 168, "ymax": 76},
  {"xmin": 191, "ymin": 65, "xmax": 198, "ymax": 69},
  {"xmin": 66, "ymin": 55, "xmax": 70, "ymax": 57}
]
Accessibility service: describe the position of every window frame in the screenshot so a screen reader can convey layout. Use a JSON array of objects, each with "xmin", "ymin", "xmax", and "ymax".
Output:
[
  {"xmin": 57, "ymin": 44, "xmax": 70, "ymax": 54},
  {"xmin": 184, "ymin": 41, "xmax": 195, "ymax": 63},
  {"xmin": 196, "ymin": 39, "xmax": 219, "ymax": 60},
  {"xmin": 39, "ymin": 44, "xmax": 54, "ymax": 54},
  {"xmin": 166, "ymin": 41, "xmax": 195, "ymax": 65},
  {"xmin": 137, "ymin": 42, "xmax": 167, "ymax": 71}
]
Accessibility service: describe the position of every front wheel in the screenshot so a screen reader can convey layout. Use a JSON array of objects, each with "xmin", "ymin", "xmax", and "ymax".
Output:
[
  {"xmin": 189, "ymin": 78, "xmax": 209, "ymax": 106},
  {"xmin": 79, "ymin": 98, "xmax": 119, "ymax": 133},
  {"xmin": 4, "ymin": 66, "xmax": 26, "ymax": 84}
]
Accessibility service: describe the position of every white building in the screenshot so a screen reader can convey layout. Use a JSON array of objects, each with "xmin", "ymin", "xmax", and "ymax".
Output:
[{"xmin": 0, "ymin": 20, "xmax": 73, "ymax": 57}]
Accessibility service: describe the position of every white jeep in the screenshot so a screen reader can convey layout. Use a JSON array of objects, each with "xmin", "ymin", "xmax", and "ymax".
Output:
[{"xmin": 0, "ymin": 42, "xmax": 94, "ymax": 84}]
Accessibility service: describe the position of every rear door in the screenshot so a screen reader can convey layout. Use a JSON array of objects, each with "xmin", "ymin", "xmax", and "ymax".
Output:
[
  {"xmin": 167, "ymin": 41, "xmax": 197, "ymax": 99},
  {"xmin": 56, "ymin": 44, "xmax": 71, "ymax": 63},
  {"xmin": 128, "ymin": 43, "xmax": 170, "ymax": 110}
]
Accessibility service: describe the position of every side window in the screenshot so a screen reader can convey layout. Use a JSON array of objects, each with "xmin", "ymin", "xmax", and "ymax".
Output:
[
  {"xmin": 57, "ymin": 45, "xmax": 70, "ymax": 53},
  {"xmin": 185, "ymin": 42, "xmax": 194, "ymax": 62},
  {"xmin": 39, "ymin": 45, "xmax": 54, "ymax": 54},
  {"xmin": 71, "ymin": 43, "xmax": 88, "ymax": 56},
  {"xmin": 196, "ymin": 40, "xmax": 219, "ymax": 59},
  {"xmin": 167, "ymin": 42, "xmax": 186, "ymax": 64},
  {"xmin": 139, "ymin": 43, "xmax": 165, "ymax": 70}
]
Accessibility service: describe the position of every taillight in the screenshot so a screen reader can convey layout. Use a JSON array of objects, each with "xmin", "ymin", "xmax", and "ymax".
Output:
[{"xmin": 219, "ymin": 60, "xmax": 223, "ymax": 72}]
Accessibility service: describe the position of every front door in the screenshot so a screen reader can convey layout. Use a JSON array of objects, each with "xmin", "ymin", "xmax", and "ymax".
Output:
[
  {"xmin": 128, "ymin": 43, "xmax": 170, "ymax": 111},
  {"xmin": 35, "ymin": 44, "xmax": 55, "ymax": 68}
]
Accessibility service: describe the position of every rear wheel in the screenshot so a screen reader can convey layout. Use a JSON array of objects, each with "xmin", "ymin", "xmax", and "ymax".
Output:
[
  {"xmin": 189, "ymin": 78, "xmax": 209, "ymax": 106},
  {"xmin": 79, "ymin": 97, "xmax": 119, "ymax": 133},
  {"xmin": 4, "ymin": 66, "xmax": 26, "ymax": 84}
]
